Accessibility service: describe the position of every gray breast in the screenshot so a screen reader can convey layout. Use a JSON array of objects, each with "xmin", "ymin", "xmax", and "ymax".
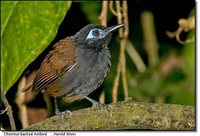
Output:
[{"xmin": 58, "ymin": 46, "xmax": 111, "ymax": 98}]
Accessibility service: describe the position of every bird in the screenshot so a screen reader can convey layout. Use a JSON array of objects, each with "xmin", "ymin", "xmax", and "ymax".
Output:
[{"xmin": 32, "ymin": 24, "xmax": 124, "ymax": 115}]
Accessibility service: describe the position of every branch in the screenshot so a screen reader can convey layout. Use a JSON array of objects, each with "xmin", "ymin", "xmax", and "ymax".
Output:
[
  {"xmin": 112, "ymin": 57, "xmax": 121, "ymax": 102},
  {"xmin": 109, "ymin": 1, "xmax": 117, "ymax": 17},
  {"xmin": 121, "ymin": 1, "xmax": 129, "ymax": 98},
  {"xmin": 98, "ymin": 1, "xmax": 108, "ymax": 27},
  {"xmin": 166, "ymin": 16, "xmax": 195, "ymax": 44},
  {"xmin": 98, "ymin": 1, "xmax": 108, "ymax": 104},
  {"xmin": 141, "ymin": 11, "xmax": 159, "ymax": 67},
  {"xmin": 111, "ymin": 0, "xmax": 129, "ymax": 102},
  {"xmin": 23, "ymin": 99, "xmax": 195, "ymax": 130},
  {"xmin": 16, "ymin": 76, "xmax": 29, "ymax": 128},
  {"xmin": 125, "ymin": 40, "xmax": 147, "ymax": 73},
  {"xmin": 0, "ymin": 90, "xmax": 16, "ymax": 130}
]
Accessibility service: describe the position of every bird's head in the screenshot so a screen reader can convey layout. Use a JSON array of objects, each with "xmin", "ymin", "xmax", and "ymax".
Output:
[{"xmin": 72, "ymin": 24, "xmax": 124, "ymax": 51}]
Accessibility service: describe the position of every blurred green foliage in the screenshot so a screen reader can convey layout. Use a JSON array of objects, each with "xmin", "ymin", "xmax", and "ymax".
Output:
[
  {"xmin": 126, "ymin": 29, "xmax": 195, "ymax": 106},
  {"xmin": 101, "ymin": 8, "xmax": 194, "ymax": 106}
]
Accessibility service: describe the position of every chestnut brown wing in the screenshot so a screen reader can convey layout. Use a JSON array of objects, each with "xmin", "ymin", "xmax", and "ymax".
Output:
[{"xmin": 32, "ymin": 38, "xmax": 77, "ymax": 93}]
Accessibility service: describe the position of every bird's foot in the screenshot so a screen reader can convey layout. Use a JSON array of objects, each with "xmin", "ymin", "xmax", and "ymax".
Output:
[
  {"xmin": 91, "ymin": 101, "xmax": 108, "ymax": 109},
  {"xmin": 84, "ymin": 96, "xmax": 112, "ymax": 116},
  {"xmin": 54, "ymin": 96, "xmax": 71, "ymax": 119},
  {"xmin": 55, "ymin": 108, "xmax": 71, "ymax": 119},
  {"xmin": 84, "ymin": 96, "xmax": 107, "ymax": 108}
]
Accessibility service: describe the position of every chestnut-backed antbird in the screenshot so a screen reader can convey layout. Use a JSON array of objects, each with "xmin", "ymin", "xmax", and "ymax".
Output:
[{"xmin": 32, "ymin": 24, "xmax": 124, "ymax": 115}]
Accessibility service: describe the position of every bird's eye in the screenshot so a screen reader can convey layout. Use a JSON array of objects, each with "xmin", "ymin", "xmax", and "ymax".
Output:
[
  {"xmin": 92, "ymin": 29, "xmax": 100, "ymax": 37},
  {"xmin": 86, "ymin": 28, "xmax": 104, "ymax": 40}
]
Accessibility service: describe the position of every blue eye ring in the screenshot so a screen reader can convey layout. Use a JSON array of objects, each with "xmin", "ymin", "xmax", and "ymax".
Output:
[{"xmin": 86, "ymin": 28, "xmax": 104, "ymax": 40}]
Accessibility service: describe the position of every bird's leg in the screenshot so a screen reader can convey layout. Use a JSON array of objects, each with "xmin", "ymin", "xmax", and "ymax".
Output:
[
  {"xmin": 54, "ymin": 96, "xmax": 61, "ymax": 115},
  {"xmin": 54, "ymin": 96, "xmax": 71, "ymax": 119},
  {"xmin": 84, "ymin": 96, "xmax": 107, "ymax": 109},
  {"xmin": 84, "ymin": 96, "xmax": 112, "ymax": 116}
]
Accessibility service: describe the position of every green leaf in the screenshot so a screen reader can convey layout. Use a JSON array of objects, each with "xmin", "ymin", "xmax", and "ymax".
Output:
[{"xmin": 1, "ymin": 1, "xmax": 71, "ymax": 93}]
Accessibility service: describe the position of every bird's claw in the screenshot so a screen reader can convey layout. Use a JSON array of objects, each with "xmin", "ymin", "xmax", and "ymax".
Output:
[{"xmin": 55, "ymin": 109, "xmax": 71, "ymax": 120}]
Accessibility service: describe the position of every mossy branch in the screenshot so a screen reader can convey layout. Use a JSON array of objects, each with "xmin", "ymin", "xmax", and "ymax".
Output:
[{"xmin": 23, "ymin": 99, "xmax": 195, "ymax": 130}]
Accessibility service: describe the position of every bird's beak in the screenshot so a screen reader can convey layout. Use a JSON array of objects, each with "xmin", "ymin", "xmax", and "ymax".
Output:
[{"xmin": 104, "ymin": 24, "xmax": 124, "ymax": 37}]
